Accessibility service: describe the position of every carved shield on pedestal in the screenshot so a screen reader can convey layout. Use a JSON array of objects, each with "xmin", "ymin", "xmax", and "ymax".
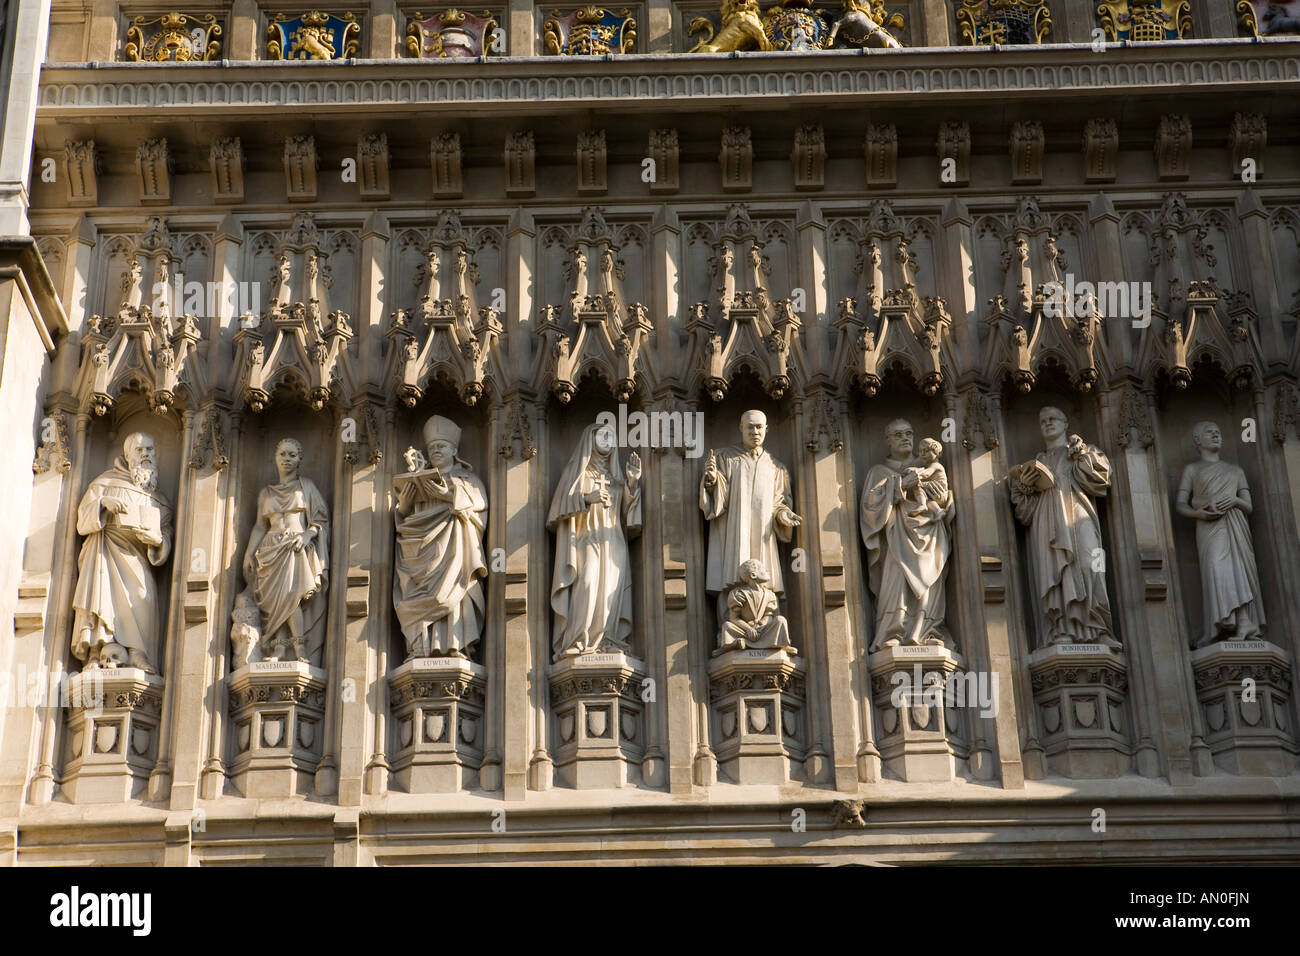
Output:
[
  {"xmin": 586, "ymin": 707, "xmax": 609, "ymax": 739},
  {"xmin": 747, "ymin": 703, "xmax": 770, "ymax": 734},
  {"xmin": 262, "ymin": 716, "xmax": 284, "ymax": 748},
  {"xmin": 1107, "ymin": 700, "xmax": 1124, "ymax": 734},
  {"xmin": 1205, "ymin": 701, "xmax": 1225, "ymax": 732},
  {"xmin": 560, "ymin": 713, "xmax": 576, "ymax": 743},
  {"xmin": 721, "ymin": 708, "xmax": 737, "ymax": 739},
  {"xmin": 237, "ymin": 721, "xmax": 251, "ymax": 753},
  {"xmin": 1073, "ymin": 698, "xmax": 1097, "ymax": 729},
  {"xmin": 298, "ymin": 719, "xmax": 315, "ymax": 751},
  {"xmin": 460, "ymin": 715, "xmax": 479, "ymax": 745},
  {"xmin": 70, "ymin": 730, "xmax": 84, "ymax": 759},
  {"xmin": 399, "ymin": 716, "xmax": 413, "ymax": 749},
  {"xmin": 131, "ymin": 725, "xmax": 151, "ymax": 756},
  {"xmin": 425, "ymin": 711, "xmax": 447, "ymax": 743},
  {"xmin": 1275, "ymin": 700, "xmax": 1288, "ymax": 731},
  {"xmin": 1042, "ymin": 703, "xmax": 1061, "ymax": 735},
  {"xmin": 620, "ymin": 710, "xmax": 637, "ymax": 742},
  {"xmin": 880, "ymin": 706, "xmax": 898, "ymax": 736},
  {"xmin": 910, "ymin": 703, "xmax": 931, "ymax": 732},
  {"xmin": 782, "ymin": 707, "xmax": 798, "ymax": 740},
  {"xmin": 1240, "ymin": 697, "xmax": 1262, "ymax": 727},
  {"xmin": 95, "ymin": 722, "xmax": 119, "ymax": 754}
]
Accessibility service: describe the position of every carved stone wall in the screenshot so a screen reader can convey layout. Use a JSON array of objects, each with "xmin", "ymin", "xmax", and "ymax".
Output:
[{"xmin": 2, "ymin": 19, "xmax": 1300, "ymax": 864}]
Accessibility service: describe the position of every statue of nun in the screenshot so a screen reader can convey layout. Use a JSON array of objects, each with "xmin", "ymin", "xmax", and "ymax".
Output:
[{"xmin": 548, "ymin": 421, "xmax": 642, "ymax": 661}]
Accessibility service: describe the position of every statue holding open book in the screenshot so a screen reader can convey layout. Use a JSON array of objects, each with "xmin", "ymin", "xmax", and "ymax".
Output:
[
  {"xmin": 1009, "ymin": 406, "xmax": 1118, "ymax": 648},
  {"xmin": 393, "ymin": 415, "xmax": 488, "ymax": 660}
]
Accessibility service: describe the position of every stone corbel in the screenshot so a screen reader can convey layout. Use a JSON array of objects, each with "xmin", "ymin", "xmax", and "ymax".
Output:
[
  {"xmin": 358, "ymin": 133, "xmax": 390, "ymax": 200},
  {"xmin": 832, "ymin": 297, "xmax": 883, "ymax": 396},
  {"xmin": 1083, "ymin": 118, "xmax": 1118, "ymax": 184},
  {"xmin": 937, "ymin": 121, "xmax": 970, "ymax": 187},
  {"xmin": 1148, "ymin": 279, "xmax": 1260, "ymax": 391},
  {"xmin": 136, "ymin": 138, "xmax": 172, "ymax": 204},
  {"xmin": 1154, "ymin": 114, "xmax": 1192, "ymax": 181},
  {"xmin": 284, "ymin": 135, "xmax": 319, "ymax": 202},
  {"xmin": 234, "ymin": 306, "xmax": 354, "ymax": 412},
  {"xmin": 1228, "ymin": 113, "xmax": 1265, "ymax": 181},
  {"xmin": 865, "ymin": 123, "xmax": 897, "ymax": 188},
  {"xmin": 720, "ymin": 126, "xmax": 752, "ymax": 193},
  {"xmin": 648, "ymin": 129, "xmax": 679, "ymax": 193},
  {"xmin": 431, "ymin": 132, "xmax": 462, "ymax": 199},
  {"xmin": 64, "ymin": 140, "xmax": 99, "ymax": 206},
  {"xmin": 210, "ymin": 137, "xmax": 245, "ymax": 204},
  {"xmin": 1009, "ymin": 121, "xmax": 1044, "ymax": 185},
  {"xmin": 792, "ymin": 125, "xmax": 825, "ymax": 191},
  {"xmin": 504, "ymin": 131, "xmax": 535, "ymax": 197},
  {"xmin": 576, "ymin": 130, "xmax": 607, "ymax": 195}
]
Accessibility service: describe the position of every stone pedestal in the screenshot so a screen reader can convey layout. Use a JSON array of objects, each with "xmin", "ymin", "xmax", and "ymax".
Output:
[
  {"xmin": 388, "ymin": 657, "xmax": 486, "ymax": 792},
  {"xmin": 61, "ymin": 669, "xmax": 164, "ymax": 803},
  {"xmin": 1028, "ymin": 644, "xmax": 1131, "ymax": 778},
  {"xmin": 227, "ymin": 661, "xmax": 327, "ymax": 798},
  {"xmin": 549, "ymin": 652, "xmax": 645, "ymax": 789},
  {"xmin": 1190, "ymin": 640, "xmax": 1297, "ymax": 776},
  {"xmin": 868, "ymin": 645, "xmax": 970, "ymax": 782},
  {"xmin": 707, "ymin": 648, "xmax": 806, "ymax": 785}
]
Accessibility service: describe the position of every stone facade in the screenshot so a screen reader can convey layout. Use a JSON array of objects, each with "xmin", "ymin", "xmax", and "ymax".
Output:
[{"xmin": 1, "ymin": 0, "xmax": 1300, "ymax": 864}]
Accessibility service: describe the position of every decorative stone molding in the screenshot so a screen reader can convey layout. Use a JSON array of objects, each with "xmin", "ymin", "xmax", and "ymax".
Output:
[
  {"xmin": 1028, "ymin": 644, "xmax": 1131, "ymax": 778},
  {"xmin": 386, "ymin": 210, "xmax": 502, "ymax": 407},
  {"xmin": 647, "ymin": 128, "xmax": 679, "ymax": 194},
  {"xmin": 708, "ymin": 648, "xmax": 807, "ymax": 785},
  {"xmin": 63, "ymin": 140, "xmax": 98, "ymax": 206},
  {"xmin": 210, "ymin": 137, "xmax": 245, "ymax": 204},
  {"xmin": 358, "ymin": 132, "xmax": 389, "ymax": 200},
  {"xmin": 1114, "ymin": 384, "xmax": 1154, "ymax": 449},
  {"xmin": 232, "ymin": 212, "xmax": 357, "ymax": 412},
  {"xmin": 865, "ymin": 122, "xmax": 897, "ymax": 188},
  {"xmin": 431, "ymin": 132, "xmax": 463, "ymax": 199},
  {"xmin": 136, "ymin": 138, "xmax": 172, "ymax": 204},
  {"xmin": 1082, "ymin": 117, "xmax": 1118, "ymax": 184},
  {"xmin": 1228, "ymin": 112, "xmax": 1265, "ymax": 181},
  {"xmin": 548, "ymin": 652, "xmax": 645, "ymax": 789},
  {"xmin": 284, "ymin": 135, "xmax": 319, "ymax": 202},
  {"xmin": 79, "ymin": 223, "xmax": 205, "ymax": 415},
  {"xmin": 791, "ymin": 124, "xmax": 825, "ymax": 191},
  {"xmin": 686, "ymin": 205, "xmax": 806, "ymax": 401},
  {"xmin": 961, "ymin": 389, "xmax": 999, "ymax": 451},
  {"xmin": 576, "ymin": 129, "xmax": 607, "ymax": 196},
  {"xmin": 124, "ymin": 12, "xmax": 222, "ymax": 61},
  {"xmin": 227, "ymin": 661, "xmax": 327, "ymax": 798},
  {"xmin": 804, "ymin": 391, "xmax": 843, "ymax": 454},
  {"xmin": 1274, "ymin": 383, "xmax": 1300, "ymax": 444},
  {"xmin": 389, "ymin": 658, "xmax": 487, "ymax": 792},
  {"xmin": 868, "ymin": 645, "xmax": 970, "ymax": 782},
  {"xmin": 1154, "ymin": 113, "xmax": 1192, "ymax": 181},
  {"xmin": 1190, "ymin": 642, "xmax": 1296, "ymax": 776},
  {"xmin": 32, "ymin": 411, "xmax": 72, "ymax": 474},
  {"xmin": 62, "ymin": 670, "xmax": 164, "ymax": 803},
  {"xmin": 936, "ymin": 121, "xmax": 970, "ymax": 187},
  {"xmin": 504, "ymin": 130, "xmax": 535, "ymax": 197},
  {"xmin": 536, "ymin": 207, "xmax": 650, "ymax": 402},
  {"xmin": 1009, "ymin": 120, "xmax": 1044, "ymax": 186},
  {"xmin": 497, "ymin": 394, "xmax": 537, "ymax": 460},
  {"xmin": 188, "ymin": 403, "xmax": 231, "ymax": 471},
  {"xmin": 719, "ymin": 126, "xmax": 752, "ymax": 193}
]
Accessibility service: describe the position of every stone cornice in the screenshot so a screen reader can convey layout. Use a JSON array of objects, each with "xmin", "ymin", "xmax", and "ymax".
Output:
[{"xmin": 36, "ymin": 40, "xmax": 1300, "ymax": 121}]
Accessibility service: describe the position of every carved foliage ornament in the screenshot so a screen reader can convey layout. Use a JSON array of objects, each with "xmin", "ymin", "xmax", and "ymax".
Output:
[
  {"xmin": 124, "ymin": 12, "xmax": 222, "ymax": 61},
  {"xmin": 544, "ymin": 7, "xmax": 636, "ymax": 55},
  {"xmin": 267, "ymin": 11, "xmax": 360, "ymax": 60},
  {"xmin": 407, "ymin": 9, "xmax": 499, "ymax": 57},
  {"xmin": 1096, "ymin": 0, "xmax": 1190, "ymax": 41},
  {"xmin": 957, "ymin": 0, "xmax": 1052, "ymax": 44}
]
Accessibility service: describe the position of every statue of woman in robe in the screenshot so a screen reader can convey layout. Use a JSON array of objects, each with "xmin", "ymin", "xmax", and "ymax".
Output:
[
  {"xmin": 1175, "ymin": 421, "xmax": 1265, "ymax": 645},
  {"xmin": 548, "ymin": 422, "xmax": 642, "ymax": 661},
  {"xmin": 242, "ymin": 438, "xmax": 330, "ymax": 664}
]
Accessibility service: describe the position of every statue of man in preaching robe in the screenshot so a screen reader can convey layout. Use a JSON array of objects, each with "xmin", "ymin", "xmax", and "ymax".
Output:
[
  {"xmin": 1009, "ymin": 406, "xmax": 1118, "ymax": 647},
  {"xmin": 1175, "ymin": 421, "xmax": 1265, "ymax": 646},
  {"xmin": 700, "ymin": 409, "xmax": 802, "ymax": 622},
  {"xmin": 859, "ymin": 419, "xmax": 954, "ymax": 651},
  {"xmin": 72, "ymin": 432, "xmax": 173, "ymax": 673},
  {"xmin": 393, "ymin": 415, "xmax": 488, "ymax": 660},
  {"xmin": 242, "ymin": 438, "xmax": 330, "ymax": 665}
]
